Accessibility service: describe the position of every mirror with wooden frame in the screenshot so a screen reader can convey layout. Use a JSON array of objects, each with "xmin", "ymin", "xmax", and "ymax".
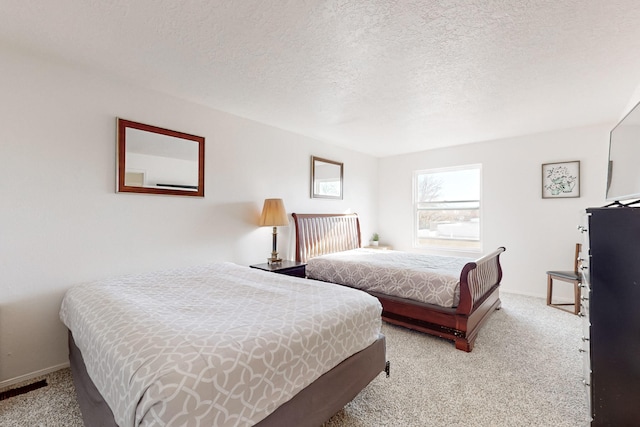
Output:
[
  {"xmin": 311, "ymin": 156, "xmax": 343, "ymax": 199},
  {"xmin": 117, "ymin": 118, "xmax": 205, "ymax": 197}
]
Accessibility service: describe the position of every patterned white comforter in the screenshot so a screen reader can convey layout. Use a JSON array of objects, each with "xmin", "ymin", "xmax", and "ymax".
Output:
[
  {"xmin": 306, "ymin": 249, "xmax": 473, "ymax": 307},
  {"xmin": 59, "ymin": 262, "xmax": 382, "ymax": 427}
]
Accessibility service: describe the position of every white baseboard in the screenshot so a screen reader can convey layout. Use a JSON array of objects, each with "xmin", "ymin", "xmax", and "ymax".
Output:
[
  {"xmin": 500, "ymin": 289, "xmax": 544, "ymax": 299},
  {"xmin": 501, "ymin": 289, "xmax": 574, "ymax": 304},
  {"xmin": 0, "ymin": 362, "xmax": 70, "ymax": 390}
]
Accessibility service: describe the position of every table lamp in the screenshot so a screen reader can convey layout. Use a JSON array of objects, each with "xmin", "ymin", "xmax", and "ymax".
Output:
[{"xmin": 259, "ymin": 198, "xmax": 289, "ymax": 264}]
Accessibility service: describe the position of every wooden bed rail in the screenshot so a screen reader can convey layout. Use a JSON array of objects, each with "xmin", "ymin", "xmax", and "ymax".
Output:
[{"xmin": 456, "ymin": 247, "xmax": 506, "ymax": 315}]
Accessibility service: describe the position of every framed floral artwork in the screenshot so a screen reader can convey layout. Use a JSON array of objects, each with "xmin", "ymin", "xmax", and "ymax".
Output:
[{"xmin": 542, "ymin": 161, "xmax": 580, "ymax": 198}]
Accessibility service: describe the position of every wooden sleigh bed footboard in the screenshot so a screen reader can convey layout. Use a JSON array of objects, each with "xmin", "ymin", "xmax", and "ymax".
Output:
[
  {"xmin": 369, "ymin": 247, "xmax": 505, "ymax": 351},
  {"xmin": 292, "ymin": 213, "xmax": 506, "ymax": 352}
]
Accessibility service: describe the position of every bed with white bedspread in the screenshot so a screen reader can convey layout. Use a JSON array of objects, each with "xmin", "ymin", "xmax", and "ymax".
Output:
[
  {"xmin": 306, "ymin": 248, "xmax": 472, "ymax": 308},
  {"xmin": 293, "ymin": 213, "xmax": 506, "ymax": 352},
  {"xmin": 60, "ymin": 262, "xmax": 385, "ymax": 427}
]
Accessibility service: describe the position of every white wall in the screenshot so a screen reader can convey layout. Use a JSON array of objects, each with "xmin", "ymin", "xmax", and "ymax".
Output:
[
  {"xmin": 0, "ymin": 46, "xmax": 379, "ymax": 385},
  {"xmin": 378, "ymin": 125, "xmax": 610, "ymax": 298}
]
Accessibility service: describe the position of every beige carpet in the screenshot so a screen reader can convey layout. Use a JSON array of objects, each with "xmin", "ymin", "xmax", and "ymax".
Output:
[{"xmin": 0, "ymin": 292, "xmax": 590, "ymax": 426}]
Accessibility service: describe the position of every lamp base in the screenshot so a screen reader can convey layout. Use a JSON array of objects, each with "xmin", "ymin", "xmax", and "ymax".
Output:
[{"xmin": 267, "ymin": 227, "xmax": 282, "ymax": 265}]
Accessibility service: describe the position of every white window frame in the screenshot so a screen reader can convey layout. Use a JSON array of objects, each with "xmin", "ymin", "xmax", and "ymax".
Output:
[{"xmin": 413, "ymin": 164, "xmax": 482, "ymax": 253}]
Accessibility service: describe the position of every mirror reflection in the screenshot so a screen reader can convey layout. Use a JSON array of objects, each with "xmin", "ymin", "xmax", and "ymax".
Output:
[
  {"xmin": 311, "ymin": 156, "xmax": 343, "ymax": 199},
  {"xmin": 117, "ymin": 119, "xmax": 205, "ymax": 197}
]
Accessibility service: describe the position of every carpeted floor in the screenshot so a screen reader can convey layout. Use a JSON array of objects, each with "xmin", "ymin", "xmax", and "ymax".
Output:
[{"xmin": 0, "ymin": 292, "xmax": 590, "ymax": 427}]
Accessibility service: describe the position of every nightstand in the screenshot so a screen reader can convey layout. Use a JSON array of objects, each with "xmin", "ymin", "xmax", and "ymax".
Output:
[
  {"xmin": 250, "ymin": 260, "xmax": 306, "ymax": 278},
  {"xmin": 363, "ymin": 245, "xmax": 392, "ymax": 250}
]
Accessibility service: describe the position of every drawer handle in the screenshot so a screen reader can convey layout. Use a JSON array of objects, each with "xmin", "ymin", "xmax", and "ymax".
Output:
[{"xmin": 582, "ymin": 379, "xmax": 590, "ymax": 387}]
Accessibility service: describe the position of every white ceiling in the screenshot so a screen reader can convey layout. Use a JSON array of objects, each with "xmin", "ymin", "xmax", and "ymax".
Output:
[{"xmin": 3, "ymin": 1, "xmax": 640, "ymax": 157}]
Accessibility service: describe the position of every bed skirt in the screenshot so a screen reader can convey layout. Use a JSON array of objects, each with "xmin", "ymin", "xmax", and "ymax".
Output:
[{"xmin": 68, "ymin": 331, "xmax": 386, "ymax": 427}]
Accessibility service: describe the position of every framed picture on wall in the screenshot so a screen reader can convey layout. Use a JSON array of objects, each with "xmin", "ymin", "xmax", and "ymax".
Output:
[{"xmin": 542, "ymin": 160, "xmax": 580, "ymax": 198}]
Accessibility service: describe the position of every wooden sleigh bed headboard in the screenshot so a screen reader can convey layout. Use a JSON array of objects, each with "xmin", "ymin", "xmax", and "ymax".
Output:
[
  {"xmin": 291, "ymin": 212, "xmax": 506, "ymax": 352},
  {"xmin": 292, "ymin": 213, "xmax": 362, "ymax": 263}
]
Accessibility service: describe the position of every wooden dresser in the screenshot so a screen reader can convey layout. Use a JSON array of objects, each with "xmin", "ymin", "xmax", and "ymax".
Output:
[{"xmin": 580, "ymin": 207, "xmax": 640, "ymax": 426}]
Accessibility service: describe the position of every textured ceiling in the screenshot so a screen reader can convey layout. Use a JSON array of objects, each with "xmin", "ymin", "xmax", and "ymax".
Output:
[{"xmin": 3, "ymin": 1, "xmax": 640, "ymax": 157}]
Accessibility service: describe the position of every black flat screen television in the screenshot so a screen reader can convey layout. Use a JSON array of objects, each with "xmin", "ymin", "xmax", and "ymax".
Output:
[{"xmin": 606, "ymin": 100, "xmax": 640, "ymax": 204}]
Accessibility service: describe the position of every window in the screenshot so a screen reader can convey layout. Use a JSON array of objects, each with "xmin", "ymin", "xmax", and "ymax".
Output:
[{"xmin": 413, "ymin": 164, "xmax": 481, "ymax": 251}]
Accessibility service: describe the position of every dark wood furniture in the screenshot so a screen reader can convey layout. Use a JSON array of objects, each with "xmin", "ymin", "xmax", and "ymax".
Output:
[
  {"xmin": 546, "ymin": 243, "xmax": 582, "ymax": 315},
  {"xmin": 292, "ymin": 213, "xmax": 506, "ymax": 352},
  {"xmin": 580, "ymin": 207, "xmax": 640, "ymax": 426},
  {"xmin": 250, "ymin": 260, "xmax": 306, "ymax": 278}
]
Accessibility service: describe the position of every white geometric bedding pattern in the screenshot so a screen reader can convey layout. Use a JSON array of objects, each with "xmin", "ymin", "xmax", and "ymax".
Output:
[
  {"xmin": 59, "ymin": 262, "xmax": 382, "ymax": 427},
  {"xmin": 305, "ymin": 249, "xmax": 473, "ymax": 308}
]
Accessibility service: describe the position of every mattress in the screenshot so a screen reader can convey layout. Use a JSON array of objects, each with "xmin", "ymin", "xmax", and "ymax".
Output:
[
  {"xmin": 305, "ymin": 248, "xmax": 473, "ymax": 307},
  {"xmin": 59, "ymin": 262, "xmax": 382, "ymax": 427}
]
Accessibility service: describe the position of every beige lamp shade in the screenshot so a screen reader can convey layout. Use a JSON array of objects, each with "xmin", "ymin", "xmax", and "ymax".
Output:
[{"xmin": 259, "ymin": 199, "xmax": 289, "ymax": 226}]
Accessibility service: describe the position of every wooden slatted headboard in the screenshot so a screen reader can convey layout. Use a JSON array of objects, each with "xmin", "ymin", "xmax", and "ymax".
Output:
[{"xmin": 292, "ymin": 213, "xmax": 362, "ymax": 262}]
